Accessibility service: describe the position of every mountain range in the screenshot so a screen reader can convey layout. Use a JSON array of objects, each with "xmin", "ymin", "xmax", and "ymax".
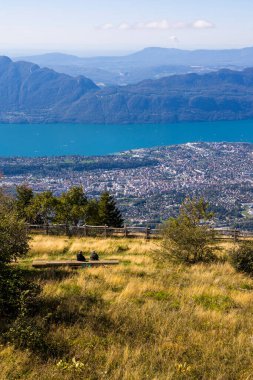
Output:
[
  {"xmin": 2, "ymin": 55, "xmax": 253, "ymax": 124},
  {"xmin": 15, "ymin": 46, "xmax": 253, "ymax": 85}
]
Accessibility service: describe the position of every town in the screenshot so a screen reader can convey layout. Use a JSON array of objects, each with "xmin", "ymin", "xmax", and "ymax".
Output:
[{"xmin": 1, "ymin": 142, "xmax": 253, "ymax": 228}]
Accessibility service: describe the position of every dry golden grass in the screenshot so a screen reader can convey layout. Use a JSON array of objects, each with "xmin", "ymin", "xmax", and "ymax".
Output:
[
  {"xmin": 29, "ymin": 234, "xmax": 157, "ymax": 261},
  {"xmin": 1, "ymin": 235, "xmax": 253, "ymax": 379}
]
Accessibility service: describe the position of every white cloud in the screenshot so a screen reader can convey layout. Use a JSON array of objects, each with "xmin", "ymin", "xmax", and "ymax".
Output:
[
  {"xmin": 141, "ymin": 20, "xmax": 171, "ymax": 30},
  {"xmin": 100, "ymin": 23, "xmax": 114, "ymax": 30},
  {"xmin": 99, "ymin": 19, "xmax": 215, "ymax": 31},
  {"xmin": 118, "ymin": 23, "xmax": 131, "ymax": 30},
  {"xmin": 191, "ymin": 20, "xmax": 214, "ymax": 29}
]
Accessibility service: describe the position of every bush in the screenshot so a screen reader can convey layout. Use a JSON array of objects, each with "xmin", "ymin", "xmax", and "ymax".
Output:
[
  {"xmin": 0, "ymin": 266, "xmax": 40, "ymax": 321},
  {"xmin": 0, "ymin": 193, "xmax": 29, "ymax": 264},
  {"xmin": 161, "ymin": 198, "xmax": 217, "ymax": 264},
  {"xmin": 230, "ymin": 242, "xmax": 253, "ymax": 274},
  {"xmin": 5, "ymin": 313, "xmax": 67, "ymax": 359}
]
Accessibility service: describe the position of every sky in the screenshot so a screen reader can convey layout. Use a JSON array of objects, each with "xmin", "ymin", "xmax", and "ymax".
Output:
[{"xmin": 1, "ymin": 0, "xmax": 253, "ymax": 56}]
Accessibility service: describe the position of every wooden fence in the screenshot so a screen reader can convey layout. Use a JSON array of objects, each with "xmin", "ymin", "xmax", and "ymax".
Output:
[{"xmin": 26, "ymin": 224, "xmax": 253, "ymax": 241}]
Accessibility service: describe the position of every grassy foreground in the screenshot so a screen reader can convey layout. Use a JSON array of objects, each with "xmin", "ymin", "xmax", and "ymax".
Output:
[{"xmin": 1, "ymin": 235, "xmax": 253, "ymax": 379}]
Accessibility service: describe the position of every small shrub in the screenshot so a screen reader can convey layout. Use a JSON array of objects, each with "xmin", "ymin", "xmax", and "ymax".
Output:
[
  {"xmin": 161, "ymin": 198, "xmax": 217, "ymax": 264},
  {"xmin": 5, "ymin": 315, "xmax": 48, "ymax": 354},
  {"xmin": 5, "ymin": 313, "xmax": 68, "ymax": 359},
  {"xmin": 0, "ymin": 267, "xmax": 40, "ymax": 321},
  {"xmin": 194, "ymin": 294, "xmax": 236, "ymax": 311},
  {"xmin": 230, "ymin": 242, "xmax": 253, "ymax": 274}
]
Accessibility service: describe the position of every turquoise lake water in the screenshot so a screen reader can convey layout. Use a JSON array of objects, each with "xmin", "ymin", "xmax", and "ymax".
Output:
[{"xmin": 1, "ymin": 119, "xmax": 253, "ymax": 157}]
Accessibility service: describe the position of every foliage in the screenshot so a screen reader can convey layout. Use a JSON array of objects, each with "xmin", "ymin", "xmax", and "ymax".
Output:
[
  {"xmin": 2, "ymin": 235, "xmax": 253, "ymax": 379},
  {"xmin": 4, "ymin": 303, "xmax": 66, "ymax": 359},
  {"xmin": 0, "ymin": 267, "xmax": 40, "ymax": 320},
  {"xmin": 16, "ymin": 184, "xmax": 34, "ymax": 222},
  {"xmin": 230, "ymin": 241, "xmax": 253, "ymax": 274},
  {"xmin": 27, "ymin": 191, "xmax": 58, "ymax": 224},
  {"xmin": 98, "ymin": 191, "xmax": 124, "ymax": 227},
  {"xmin": 56, "ymin": 186, "xmax": 88, "ymax": 225},
  {"xmin": 0, "ymin": 191, "xmax": 42, "ymax": 352},
  {"xmin": 85, "ymin": 199, "xmax": 100, "ymax": 225},
  {"xmin": 161, "ymin": 197, "xmax": 216, "ymax": 264},
  {"xmin": 5, "ymin": 311, "xmax": 47, "ymax": 355},
  {"xmin": 15, "ymin": 186, "xmax": 125, "ymax": 227},
  {"xmin": 0, "ymin": 192, "xmax": 29, "ymax": 264}
]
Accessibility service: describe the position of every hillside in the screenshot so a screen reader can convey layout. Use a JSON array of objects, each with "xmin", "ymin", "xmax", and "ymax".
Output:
[
  {"xmin": 2, "ymin": 234, "xmax": 253, "ymax": 379},
  {"xmin": 0, "ymin": 56, "xmax": 98, "ymax": 122},
  {"xmin": 2, "ymin": 57, "xmax": 253, "ymax": 123},
  {"xmin": 16, "ymin": 46, "xmax": 253, "ymax": 85}
]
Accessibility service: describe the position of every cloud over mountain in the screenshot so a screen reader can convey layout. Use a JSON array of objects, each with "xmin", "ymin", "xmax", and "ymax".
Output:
[{"xmin": 99, "ymin": 19, "xmax": 215, "ymax": 31}]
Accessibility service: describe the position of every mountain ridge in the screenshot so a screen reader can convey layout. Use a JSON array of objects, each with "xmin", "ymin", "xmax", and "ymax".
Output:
[
  {"xmin": 2, "ymin": 57, "xmax": 253, "ymax": 124},
  {"xmin": 14, "ymin": 46, "xmax": 253, "ymax": 85}
]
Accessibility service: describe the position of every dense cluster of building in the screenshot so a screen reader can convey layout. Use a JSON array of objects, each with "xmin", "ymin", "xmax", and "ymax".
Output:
[{"xmin": 1, "ymin": 142, "xmax": 253, "ymax": 228}]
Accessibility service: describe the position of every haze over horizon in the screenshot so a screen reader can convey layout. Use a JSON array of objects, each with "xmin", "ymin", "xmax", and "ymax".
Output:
[{"xmin": 1, "ymin": 0, "xmax": 253, "ymax": 56}]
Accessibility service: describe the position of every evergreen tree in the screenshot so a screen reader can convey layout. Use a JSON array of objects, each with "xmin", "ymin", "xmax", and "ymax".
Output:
[
  {"xmin": 98, "ymin": 192, "xmax": 123, "ymax": 227},
  {"xmin": 85, "ymin": 199, "xmax": 101, "ymax": 225}
]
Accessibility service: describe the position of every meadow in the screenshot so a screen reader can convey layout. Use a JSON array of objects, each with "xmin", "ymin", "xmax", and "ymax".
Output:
[{"xmin": 1, "ymin": 235, "xmax": 253, "ymax": 379}]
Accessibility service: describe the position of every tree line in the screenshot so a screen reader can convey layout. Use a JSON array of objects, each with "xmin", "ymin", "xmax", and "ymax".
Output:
[{"xmin": 16, "ymin": 185, "xmax": 124, "ymax": 228}]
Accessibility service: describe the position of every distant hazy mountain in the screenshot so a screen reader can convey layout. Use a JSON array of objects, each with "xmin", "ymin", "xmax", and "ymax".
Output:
[
  {"xmin": 0, "ymin": 56, "xmax": 98, "ymax": 122},
  {"xmin": 15, "ymin": 47, "xmax": 253, "ymax": 85},
  {"xmin": 2, "ymin": 56, "xmax": 253, "ymax": 124}
]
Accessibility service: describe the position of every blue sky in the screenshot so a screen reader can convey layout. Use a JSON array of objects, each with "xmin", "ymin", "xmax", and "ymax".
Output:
[{"xmin": 1, "ymin": 0, "xmax": 253, "ymax": 55}]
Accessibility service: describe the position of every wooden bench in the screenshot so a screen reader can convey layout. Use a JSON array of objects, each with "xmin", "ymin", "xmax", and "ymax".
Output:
[{"xmin": 32, "ymin": 260, "xmax": 119, "ymax": 268}]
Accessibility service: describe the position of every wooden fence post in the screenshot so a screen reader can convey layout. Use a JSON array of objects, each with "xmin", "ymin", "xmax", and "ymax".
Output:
[
  {"xmin": 124, "ymin": 224, "xmax": 128, "ymax": 238},
  {"xmin": 234, "ymin": 229, "xmax": 239, "ymax": 243},
  {"xmin": 104, "ymin": 225, "xmax": 107, "ymax": 238},
  {"xmin": 146, "ymin": 226, "xmax": 151, "ymax": 240}
]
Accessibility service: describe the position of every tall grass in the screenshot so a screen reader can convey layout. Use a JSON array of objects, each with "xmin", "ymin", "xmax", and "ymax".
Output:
[{"xmin": 1, "ymin": 235, "xmax": 253, "ymax": 379}]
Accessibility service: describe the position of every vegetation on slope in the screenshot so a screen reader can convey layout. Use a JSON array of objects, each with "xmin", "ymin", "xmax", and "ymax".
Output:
[
  {"xmin": 3, "ymin": 56, "xmax": 253, "ymax": 123},
  {"xmin": 1, "ymin": 235, "xmax": 253, "ymax": 379},
  {"xmin": 1, "ymin": 195, "xmax": 253, "ymax": 379}
]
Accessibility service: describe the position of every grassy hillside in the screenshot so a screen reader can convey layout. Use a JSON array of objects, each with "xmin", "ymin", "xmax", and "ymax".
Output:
[{"xmin": 1, "ymin": 236, "xmax": 253, "ymax": 379}]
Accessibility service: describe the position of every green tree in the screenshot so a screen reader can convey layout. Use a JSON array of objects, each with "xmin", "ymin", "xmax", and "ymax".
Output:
[
  {"xmin": 56, "ymin": 186, "xmax": 88, "ymax": 225},
  {"xmin": 161, "ymin": 198, "xmax": 216, "ymax": 264},
  {"xmin": 98, "ymin": 192, "xmax": 123, "ymax": 227},
  {"xmin": 85, "ymin": 199, "xmax": 101, "ymax": 225},
  {"xmin": 0, "ymin": 192, "xmax": 29, "ymax": 264},
  {"xmin": 16, "ymin": 184, "xmax": 34, "ymax": 222},
  {"xmin": 0, "ymin": 191, "xmax": 38, "ymax": 324},
  {"xmin": 27, "ymin": 191, "xmax": 58, "ymax": 224}
]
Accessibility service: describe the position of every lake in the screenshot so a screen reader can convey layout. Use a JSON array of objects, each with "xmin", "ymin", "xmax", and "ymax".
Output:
[{"xmin": 1, "ymin": 119, "xmax": 253, "ymax": 157}]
